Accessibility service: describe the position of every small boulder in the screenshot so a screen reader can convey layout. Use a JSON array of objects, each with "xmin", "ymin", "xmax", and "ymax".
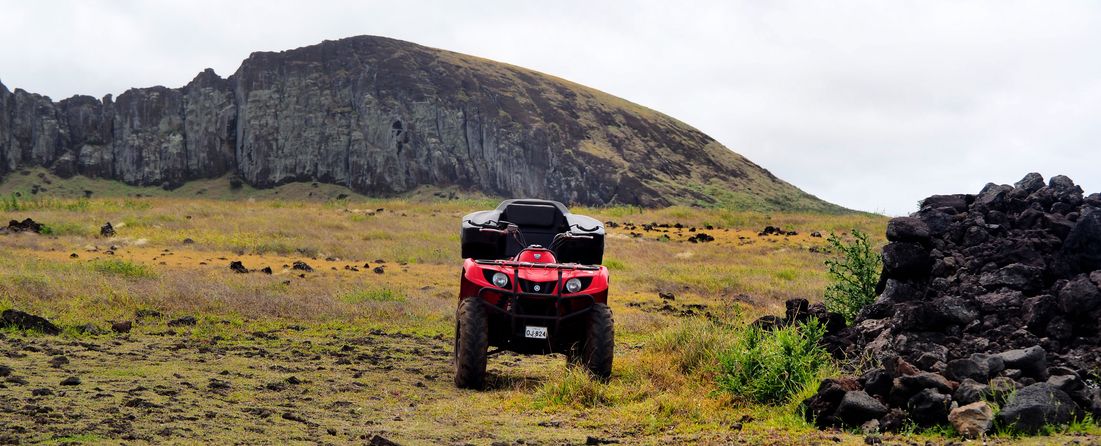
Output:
[
  {"xmin": 996, "ymin": 383, "xmax": 1077, "ymax": 433},
  {"xmin": 111, "ymin": 320, "xmax": 133, "ymax": 333},
  {"xmin": 953, "ymin": 379, "xmax": 989, "ymax": 405},
  {"xmin": 948, "ymin": 401, "xmax": 994, "ymax": 438},
  {"xmin": 881, "ymin": 242, "xmax": 931, "ymax": 278},
  {"xmin": 292, "ymin": 261, "xmax": 313, "ymax": 272},
  {"xmin": 886, "ymin": 217, "xmax": 930, "ymax": 243},
  {"xmin": 835, "ymin": 390, "xmax": 888, "ymax": 426},
  {"xmin": 168, "ymin": 316, "xmax": 197, "ymax": 327},
  {"xmin": 229, "ymin": 261, "xmax": 249, "ymax": 273},
  {"xmin": 996, "ymin": 346, "xmax": 1047, "ymax": 380},
  {"xmin": 908, "ymin": 388, "xmax": 952, "ymax": 426},
  {"xmin": 979, "ymin": 263, "xmax": 1043, "ymax": 292},
  {"xmin": 0, "ymin": 309, "xmax": 61, "ymax": 335},
  {"xmin": 100, "ymin": 222, "xmax": 116, "ymax": 237}
]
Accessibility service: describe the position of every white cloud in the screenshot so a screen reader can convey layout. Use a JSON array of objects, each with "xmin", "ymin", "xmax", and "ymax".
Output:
[{"xmin": 1, "ymin": 0, "xmax": 1098, "ymax": 214}]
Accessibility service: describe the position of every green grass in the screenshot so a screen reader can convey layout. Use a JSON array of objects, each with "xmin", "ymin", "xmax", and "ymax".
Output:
[
  {"xmin": 339, "ymin": 288, "xmax": 406, "ymax": 303},
  {"xmin": 717, "ymin": 321, "xmax": 833, "ymax": 405},
  {"xmin": 603, "ymin": 258, "xmax": 627, "ymax": 270},
  {"xmin": 90, "ymin": 259, "xmax": 156, "ymax": 279},
  {"xmin": 534, "ymin": 367, "xmax": 616, "ymax": 409}
]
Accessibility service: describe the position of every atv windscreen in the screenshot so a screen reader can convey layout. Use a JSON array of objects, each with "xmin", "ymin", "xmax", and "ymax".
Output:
[{"xmin": 460, "ymin": 199, "xmax": 605, "ymax": 265}]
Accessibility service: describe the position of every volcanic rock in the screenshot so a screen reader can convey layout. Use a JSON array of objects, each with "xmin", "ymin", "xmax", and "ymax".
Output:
[
  {"xmin": 813, "ymin": 173, "xmax": 1101, "ymax": 433},
  {"xmin": 6, "ymin": 218, "xmax": 43, "ymax": 233},
  {"xmin": 229, "ymin": 261, "xmax": 248, "ymax": 273},
  {"xmin": 996, "ymin": 383, "xmax": 1078, "ymax": 433},
  {"xmin": 0, "ymin": 309, "xmax": 60, "ymax": 335},
  {"xmin": 835, "ymin": 390, "xmax": 888, "ymax": 426}
]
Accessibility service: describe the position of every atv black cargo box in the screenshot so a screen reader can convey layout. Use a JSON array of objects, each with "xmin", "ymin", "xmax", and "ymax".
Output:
[{"xmin": 461, "ymin": 199, "xmax": 605, "ymax": 265}]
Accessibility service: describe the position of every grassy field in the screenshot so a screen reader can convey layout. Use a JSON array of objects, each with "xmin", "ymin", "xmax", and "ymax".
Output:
[{"xmin": 0, "ymin": 171, "xmax": 1096, "ymax": 445}]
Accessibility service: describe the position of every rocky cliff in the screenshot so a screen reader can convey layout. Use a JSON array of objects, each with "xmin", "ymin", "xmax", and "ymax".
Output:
[{"xmin": 0, "ymin": 35, "xmax": 838, "ymax": 210}]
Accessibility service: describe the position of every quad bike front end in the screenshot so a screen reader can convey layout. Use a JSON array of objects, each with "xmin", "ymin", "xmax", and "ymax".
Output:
[{"xmin": 453, "ymin": 200, "xmax": 614, "ymax": 390}]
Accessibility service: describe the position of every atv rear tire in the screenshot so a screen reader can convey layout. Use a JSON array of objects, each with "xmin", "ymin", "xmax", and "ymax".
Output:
[
  {"xmin": 581, "ymin": 303, "xmax": 614, "ymax": 380},
  {"xmin": 454, "ymin": 298, "xmax": 489, "ymax": 389}
]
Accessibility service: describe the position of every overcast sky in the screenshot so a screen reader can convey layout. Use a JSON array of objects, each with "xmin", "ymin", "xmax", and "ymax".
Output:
[{"xmin": 2, "ymin": 0, "xmax": 1099, "ymax": 214}]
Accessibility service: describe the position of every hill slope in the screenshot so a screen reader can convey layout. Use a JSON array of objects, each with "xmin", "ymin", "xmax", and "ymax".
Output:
[{"xmin": 0, "ymin": 35, "xmax": 840, "ymax": 211}]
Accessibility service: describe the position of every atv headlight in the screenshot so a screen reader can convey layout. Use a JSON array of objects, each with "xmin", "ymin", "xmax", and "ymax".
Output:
[
  {"xmin": 491, "ymin": 272, "xmax": 509, "ymax": 288},
  {"xmin": 565, "ymin": 278, "xmax": 583, "ymax": 293}
]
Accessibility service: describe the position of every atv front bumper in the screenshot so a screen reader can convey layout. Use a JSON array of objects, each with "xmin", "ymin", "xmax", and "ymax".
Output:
[{"xmin": 475, "ymin": 287, "xmax": 595, "ymax": 354}]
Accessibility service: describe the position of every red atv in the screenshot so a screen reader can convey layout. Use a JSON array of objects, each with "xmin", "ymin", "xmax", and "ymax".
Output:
[{"xmin": 455, "ymin": 199, "xmax": 613, "ymax": 389}]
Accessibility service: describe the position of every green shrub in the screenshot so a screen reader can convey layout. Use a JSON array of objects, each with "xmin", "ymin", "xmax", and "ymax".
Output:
[
  {"xmin": 823, "ymin": 229, "xmax": 881, "ymax": 323},
  {"xmin": 91, "ymin": 259, "xmax": 155, "ymax": 279},
  {"xmin": 716, "ymin": 321, "xmax": 831, "ymax": 404}
]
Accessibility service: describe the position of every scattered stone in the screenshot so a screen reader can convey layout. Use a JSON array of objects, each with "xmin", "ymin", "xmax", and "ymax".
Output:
[
  {"xmin": 658, "ymin": 292, "xmax": 675, "ymax": 301},
  {"xmin": 60, "ymin": 376, "xmax": 81, "ymax": 386},
  {"xmin": 112, "ymin": 320, "xmax": 133, "ymax": 333},
  {"xmin": 208, "ymin": 379, "xmax": 231, "ymax": 391},
  {"xmin": 687, "ymin": 232, "xmax": 714, "ymax": 243},
  {"xmin": 168, "ymin": 316, "xmax": 197, "ymax": 327},
  {"xmin": 260, "ymin": 266, "xmax": 273, "ymax": 274},
  {"xmin": 229, "ymin": 261, "xmax": 249, "ymax": 273},
  {"xmin": 182, "ymin": 238, "xmax": 195, "ymax": 244},
  {"xmin": 0, "ymin": 309, "xmax": 61, "ymax": 335},
  {"xmin": 31, "ymin": 388, "xmax": 53, "ymax": 397},
  {"xmin": 6, "ymin": 218, "xmax": 44, "ymax": 233},
  {"xmin": 292, "ymin": 261, "xmax": 313, "ymax": 272},
  {"xmin": 48, "ymin": 356, "xmax": 69, "ymax": 368},
  {"xmin": 373, "ymin": 266, "xmax": 385, "ymax": 274},
  {"xmin": 368, "ymin": 435, "xmax": 401, "ymax": 446},
  {"xmin": 281, "ymin": 411, "xmax": 310, "ymax": 424},
  {"xmin": 100, "ymin": 222, "xmax": 115, "ymax": 237}
]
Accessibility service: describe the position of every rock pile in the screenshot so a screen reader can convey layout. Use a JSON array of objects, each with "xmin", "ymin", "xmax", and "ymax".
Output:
[
  {"xmin": 4, "ymin": 218, "xmax": 44, "ymax": 233},
  {"xmin": 806, "ymin": 173, "xmax": 1101, "ymax": 435}
]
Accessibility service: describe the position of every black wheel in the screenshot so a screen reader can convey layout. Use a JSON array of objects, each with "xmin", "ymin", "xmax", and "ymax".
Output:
[
  {"xmin": 454, "ymin": 298, "xmax": 489, "ymax": 389},
  {"xmin": 581, "ymin": 303, "xmax": 614, "ymax": 380}
]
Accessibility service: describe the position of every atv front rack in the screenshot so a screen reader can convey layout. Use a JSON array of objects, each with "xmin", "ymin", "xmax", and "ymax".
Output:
[{"xmin": 473, "ymin": 259, "xmax": 601, "ymax": 271}]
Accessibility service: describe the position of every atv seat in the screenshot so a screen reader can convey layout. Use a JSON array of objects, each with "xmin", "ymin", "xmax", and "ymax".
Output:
[{"xmin": 499, "ymin": 201, "xmax": 565, "ymax": 256}]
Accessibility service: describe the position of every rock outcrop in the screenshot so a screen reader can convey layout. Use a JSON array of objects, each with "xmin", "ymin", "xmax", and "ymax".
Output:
[
  {"xmin": 0, "ymin": 36, "xmax": 838, "ymax": 210},
  {"xmin": 803, "ymin": 173, "xmax": 1101, "ymax": 435}
]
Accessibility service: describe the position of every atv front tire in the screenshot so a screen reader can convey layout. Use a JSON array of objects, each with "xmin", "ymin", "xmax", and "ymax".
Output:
[
  {"xmin": 581, "ymin": 303, "xmax": 614, "ymax": 380},
  {"xmin": 454, "ymin": 298, "xmax": 489, "ymax": 389}
]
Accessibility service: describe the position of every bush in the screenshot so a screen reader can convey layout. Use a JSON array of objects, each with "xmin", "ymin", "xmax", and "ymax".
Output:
[
  {"xmin": 91, "ymin": 259, "xmax": 155, "ymax": 279},
  {"xmin": 716, "ymin": 321, "xmax": 832, "ymax": 404},
  {"xmin": 823, "ymin": 229, "xmax": 881, "ymax": 323}
]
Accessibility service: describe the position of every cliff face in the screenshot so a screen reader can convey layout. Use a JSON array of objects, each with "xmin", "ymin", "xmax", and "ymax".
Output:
[{"xmin": 0, "ymin": 36, "xmax": 839, "ymax": 210}]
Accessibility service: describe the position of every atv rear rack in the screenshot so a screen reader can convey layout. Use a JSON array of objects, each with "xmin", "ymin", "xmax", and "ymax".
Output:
[{"xmin": 473, "ymin": 259, "xmax": 600, "ymax": 271}]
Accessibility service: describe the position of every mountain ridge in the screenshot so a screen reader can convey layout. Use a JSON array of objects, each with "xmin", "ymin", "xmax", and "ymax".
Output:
[{"xmin": 0, "ymin": 35, "xmax": 842, "ymax": 211}]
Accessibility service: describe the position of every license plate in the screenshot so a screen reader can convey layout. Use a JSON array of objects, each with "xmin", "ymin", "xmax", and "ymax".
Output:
[{"xmin": 524, "ymin": 326, "xmax": 548, "ymax": 339}]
